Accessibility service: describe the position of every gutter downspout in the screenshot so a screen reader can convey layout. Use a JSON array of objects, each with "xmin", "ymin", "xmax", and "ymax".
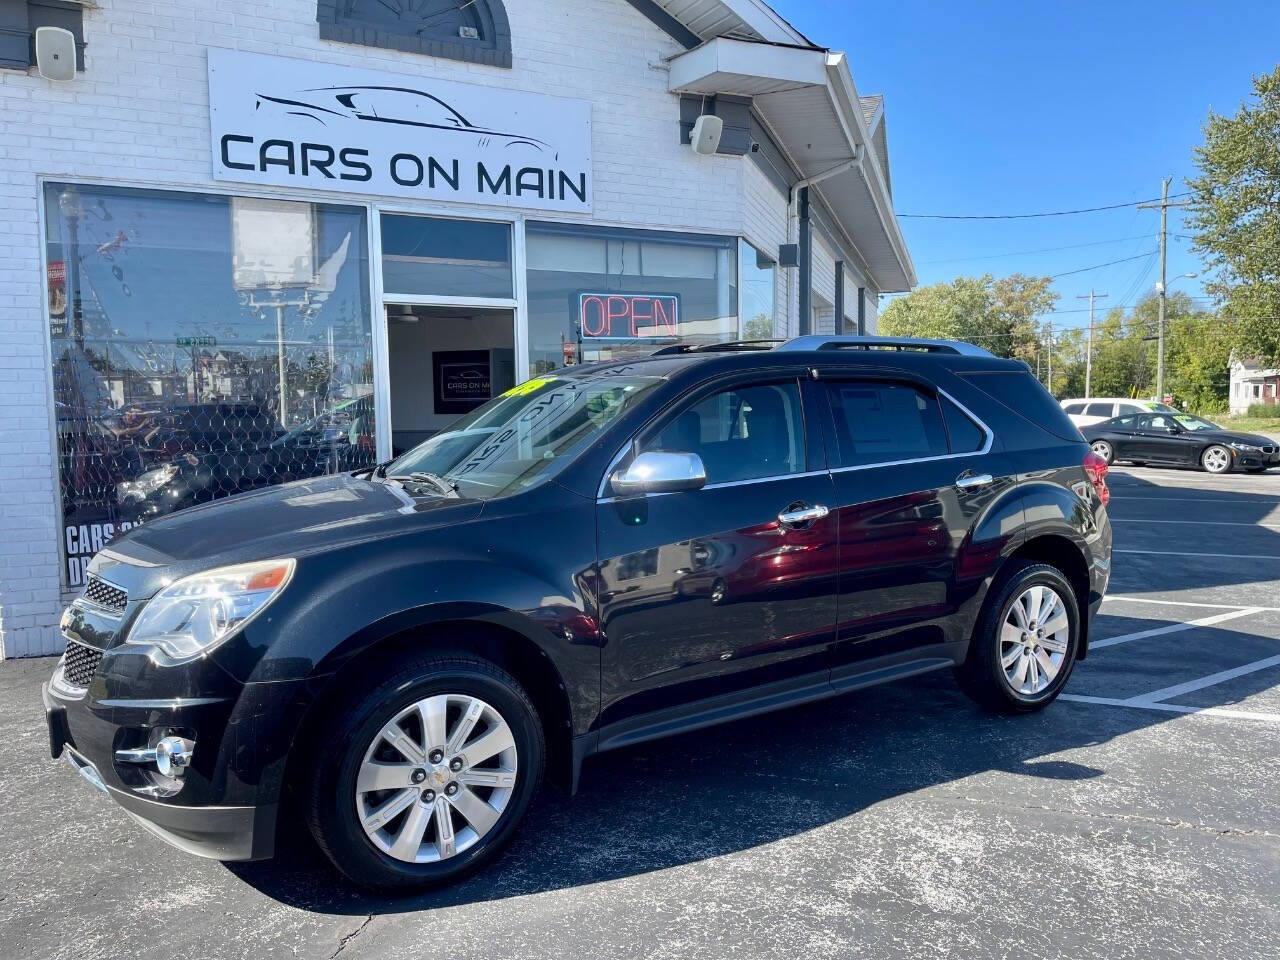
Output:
[{"xmin": 789, "ymin": 150, "xmax": 861, "ymax": 337}]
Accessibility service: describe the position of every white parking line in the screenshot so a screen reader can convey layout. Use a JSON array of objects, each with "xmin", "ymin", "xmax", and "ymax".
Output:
[
  {"xmin": 1110, "ymin": 518, "xmax": 1280, "ymax": 528},
  {"xmin": 1090, "ymin": 607, "xmax": 1263, "ymax": 649},
  {"xmin": 1104, "ymin": 595, "xmax": 1280, "ymax": 613},
  {"xmin": 1127, "ymin": 655, "xmax": 1280, "ymax": 706},
  {"xmin": 1059, "ymin": 693, "xmax": 1280, "ymax": 724},
  {"xmin": 1115, "ymin": 548, "xmax": 1280, "ymax": 561}
]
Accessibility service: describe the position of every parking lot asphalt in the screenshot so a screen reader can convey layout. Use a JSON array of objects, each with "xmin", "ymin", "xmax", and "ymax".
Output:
[{"xmin": 2, "ymin": 465, "xmax": 1278, "ymax": 960}]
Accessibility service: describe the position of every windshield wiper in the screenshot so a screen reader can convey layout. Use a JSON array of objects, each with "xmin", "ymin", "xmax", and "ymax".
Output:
[{"xmin": 385, "ymin": 471, "xmax": 461, "ymax": 498}]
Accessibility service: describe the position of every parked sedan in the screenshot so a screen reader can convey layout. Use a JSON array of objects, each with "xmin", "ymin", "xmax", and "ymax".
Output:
[{"xmin": 1082, "ymin": 412, "xmax": 1280, "ymax": 474}]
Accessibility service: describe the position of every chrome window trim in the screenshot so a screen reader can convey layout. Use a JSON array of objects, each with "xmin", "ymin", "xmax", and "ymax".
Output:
[{"xmin": 597, "ymin": 468, "xmax": 826, "ymax": 505}]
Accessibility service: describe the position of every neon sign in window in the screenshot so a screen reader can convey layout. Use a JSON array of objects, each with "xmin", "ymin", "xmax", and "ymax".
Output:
[{"xmin": 578, "ymin": 293, "xmax": 681, "ymax": 339}]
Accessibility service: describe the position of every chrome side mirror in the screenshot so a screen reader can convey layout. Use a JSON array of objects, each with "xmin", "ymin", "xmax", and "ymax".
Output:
[{"xmin": 610, "ymin": 451, "xmax": 707, "ymax": 497}]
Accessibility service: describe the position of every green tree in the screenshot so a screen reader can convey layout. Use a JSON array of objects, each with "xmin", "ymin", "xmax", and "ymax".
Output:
[
  {"xmin": 1186, "ymin": 65, "xmax": 1280, "ymax": 363},
  {"xmin": 880, "ymin": 273, "xmax": 1058, "ymax": 364}
]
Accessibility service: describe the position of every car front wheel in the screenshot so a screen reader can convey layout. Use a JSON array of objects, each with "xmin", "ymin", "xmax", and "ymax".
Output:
[
  {"xmin": 1201, "ymin": 445, "xmax": 1232, "ymax": 474},
  {"xmin": 956, "ymin": 560, "xmax": 1080, "ymax": 713},
  {"xmin": 305, "ymin": 654, "xmax": 544, "ymax": 889}
]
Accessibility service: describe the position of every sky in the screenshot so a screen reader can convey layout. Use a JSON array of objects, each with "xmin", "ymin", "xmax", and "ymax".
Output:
[{"xmin": 772, "ymin": 0, "xmax": 1280, "ymax": 336}]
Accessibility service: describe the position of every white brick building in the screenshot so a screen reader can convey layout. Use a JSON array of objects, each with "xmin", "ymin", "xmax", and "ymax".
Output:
[{"xmin": 0, "ymin": 0, "xmax": 913, "ymax": 657}]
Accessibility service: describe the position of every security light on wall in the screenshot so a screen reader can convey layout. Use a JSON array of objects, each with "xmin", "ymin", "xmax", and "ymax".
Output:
[
  {"xmin": 690, "ymin": 115, "xmax": 723, "ymax": 156},
  {"xmin": 35, "ymin": 27, "xmax": 77, "ymax": 82}
]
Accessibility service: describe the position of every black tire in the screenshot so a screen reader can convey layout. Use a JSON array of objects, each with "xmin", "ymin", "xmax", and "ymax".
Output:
[
  {"xmin": 304, "ymin": 654, "xmax": 545, "ymax": 890},
  {"xmin": 955, "ymin": 560, "xmax": 1081, "ymax": 713},
  {"xmin": 1089, "ymin": 439, "xmax": 1114, "ymax": 465}
]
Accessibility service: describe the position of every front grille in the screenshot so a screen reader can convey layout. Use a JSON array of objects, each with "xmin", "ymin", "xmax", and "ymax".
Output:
[
  {"xmin": 62, "ymin": 640, "xmax": 104, "ymax": 687},
  {"xmin": 81, "ymin": 576, "xmax": 127, "ymax": 613},
  {"xmin": 1261, "ymin": 445, "xmax": 1277, "ymax": 455}
]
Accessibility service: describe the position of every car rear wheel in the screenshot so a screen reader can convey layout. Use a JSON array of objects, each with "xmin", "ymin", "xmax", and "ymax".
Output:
[
  {"xmin": 956, "ymin": 560, "xmax": 1080, "ymax": 713},
  {"xmin": 1090, "ymin": 440, "xmax": 1114, "ymax": 464},
  {"xmin": 1201, "ymin": 445, "xmax": 1232, "ymax": 474},
  {"xmin": 304, "ymin": 654, "xmax": 544, "ymax": 890}
]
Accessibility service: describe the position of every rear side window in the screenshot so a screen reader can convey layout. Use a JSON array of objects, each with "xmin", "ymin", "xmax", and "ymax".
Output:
[
  {"xmin": 941, "ymin": 395, "xmax": 987, "ymax": 452},
  {"xmin": 1085, "ymin": 402, "xmax": 1114, "ymax": 417},
  {"xmin": 1111, "ymin": 414, "xmax": 1139, "ymax": 428},
  {"xmin": 1063, "ymin": 402, "xmax": 1086, "ymax": 414},
  {"xmin": 961, "ymin": 372, "xmax": 1081, "ymax": 441},
  {"xmin": 1117, "ymin": 403, "xmax": 1144, "ymax": 415},
  {"xmin": 826, "ymin": 382, "xmax": 948, "ymax": 467}
]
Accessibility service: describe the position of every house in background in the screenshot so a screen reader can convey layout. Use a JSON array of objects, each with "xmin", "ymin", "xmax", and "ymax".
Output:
[{"xmin": 1229, "ymin": 356, "xmax": 1280, "ymax": 413}]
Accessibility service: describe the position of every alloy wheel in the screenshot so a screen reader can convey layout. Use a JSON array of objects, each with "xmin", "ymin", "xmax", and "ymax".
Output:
[
  {"xmin": 1201, "ymin": 446, "xmax": 1231, "ymax": 474},
  {"xmin": 1000, "ymin": 585, "xmax": 1069, "ymax": 696},
  {"xmin": 1090, "ymin": 440, "xmax": 1112, "ymax": 463},
  {"xmin": 355, "ymin": 694, "xmax": 518, "ymax": 863}
]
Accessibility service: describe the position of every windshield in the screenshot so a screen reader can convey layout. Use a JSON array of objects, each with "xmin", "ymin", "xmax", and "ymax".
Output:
[
  {"xmin": 384, "ymin": 373, "xmax": 662, "ymax": 499},
  {"xmin": 1174, "ymin": 414, "xmax": 1221, "ymax": 431}
]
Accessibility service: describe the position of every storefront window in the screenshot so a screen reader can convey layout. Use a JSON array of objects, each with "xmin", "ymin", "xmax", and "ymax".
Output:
[
  {"xmin": 525, "ymin": 222, "xmax": 738, "ymax": 377},
  {"xmin": 44, "ymin": 183, "xmax": 376, "ymax": 586},
  {"xmin": 739, "ymin": 240, "xmax": 777, "ymax": 340},
  {"xmin": 381, "ymin": 214, "xmax": 512, "ymax": 299}
]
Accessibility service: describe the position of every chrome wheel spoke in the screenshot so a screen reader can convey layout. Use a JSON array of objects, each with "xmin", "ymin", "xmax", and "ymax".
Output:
[
  {"xmin": 449, "ymin": 785, "xmax": 500, "ymax": 835},
  {"xmin": 1040, "ymin": 632, "xmax": 1068, "ymax": 654},
  {"xmin": 461, "ymin": 724, "xmax": 516, "ymax": 768},
  {"xmin": 389, "ymin": 798, "xmax": 433, "ymax": 860},
  {"xmin": 357, "ymin": 759, "xmax": 415, "ymax": 794},
  {"xmin": 360, "ymin": 787, "xmax": 416, "ymax": 832},
  {"xmin": 446, "ymin": 699, "xmax": 485, "ymax": 755},
  {"xmin": 377, "ymin": 719, "xmax": 426, "ymax": 765},
  {"xmin": 1034, "ymin": 647, "xmax": 1058, "ymax": 679},
  {"xmin": 434, "ymin": 798, "xmax": 457, "ymax": 859},
  {"xmin": 418, "ymin": 696, "xmax": 448, "ymax": 752},
  {"xmin": 460, "ymin": 767, "xmax": 517, "ymax": 790}
]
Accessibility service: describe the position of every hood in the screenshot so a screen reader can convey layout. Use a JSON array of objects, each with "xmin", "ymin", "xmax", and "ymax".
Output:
[
  {"xmin": 95, "ymin": 472, "xmax": 483, "ymax": 596},
  {"xmin": 1201, "ymin": 431, "xmax": 1276, "ymax": 447}
]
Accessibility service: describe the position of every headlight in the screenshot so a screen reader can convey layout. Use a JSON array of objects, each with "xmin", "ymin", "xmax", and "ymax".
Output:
[
  {"xmin": 125, "ymin": 559, "xmax": 295, "ymax": 664},
  {"xmin": 1228, "ymin": 442, "xmax": 1260, "ymax": 453},
  {"xmin": 119, "ymin": 463, "xmax": 179, "ymax": 499}
]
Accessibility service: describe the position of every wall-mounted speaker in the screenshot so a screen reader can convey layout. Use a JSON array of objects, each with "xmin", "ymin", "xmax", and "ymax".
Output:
[
  {"xmin": 690, "ymin": 114, "xmax": 723, "ymax": 156},
  {"xmin": 35, "ymin": 26, "xmax": 77, "ymax": 82}
]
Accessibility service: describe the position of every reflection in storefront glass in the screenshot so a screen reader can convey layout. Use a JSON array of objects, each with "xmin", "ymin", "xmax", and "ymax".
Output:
[
  {"xmin": 44, "ymin": 183, "xmax": 376, "ymax": 586},
  {"xmin": 525, "ymin": 222, "xmax": 738, "ymax": 379},
  {"xmin": 739, "ymin": 240, "xmax": 778, "ymax": 341}
]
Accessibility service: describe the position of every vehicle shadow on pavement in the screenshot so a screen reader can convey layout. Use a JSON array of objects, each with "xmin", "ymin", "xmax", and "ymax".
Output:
[{"xmin": 224, "ymin": 660, "xmax": 1233, "ymax": 916}]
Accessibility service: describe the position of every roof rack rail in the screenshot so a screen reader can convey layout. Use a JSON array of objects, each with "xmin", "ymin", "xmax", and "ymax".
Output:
[
  {"xmin": 776, "ymin": 335, "xmax": 994, "ymax": 358},
  {"xmin": 651, "ymin": 339, "xmax": 784, "ymax": 355}
]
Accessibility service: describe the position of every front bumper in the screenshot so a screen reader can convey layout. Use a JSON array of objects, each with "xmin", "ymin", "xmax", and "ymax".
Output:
[{"xmin": 43, "ymin": 658, "xmax": 299, "ymax": 862}]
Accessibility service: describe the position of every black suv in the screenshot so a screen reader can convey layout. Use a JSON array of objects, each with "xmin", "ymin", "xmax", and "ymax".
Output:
[{"xmin": 43, "ymin": 336, "xmax": 1112, "ymax": 889}]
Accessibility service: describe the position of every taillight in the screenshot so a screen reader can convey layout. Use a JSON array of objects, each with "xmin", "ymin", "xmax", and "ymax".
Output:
[{"xmin": 1083, "ymin": 451, "xmax": 1110, "ymax": 505}]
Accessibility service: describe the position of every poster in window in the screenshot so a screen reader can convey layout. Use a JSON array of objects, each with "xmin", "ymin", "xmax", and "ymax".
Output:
[{"xmin": 434, "ymin": 350, "xmax": 492, "ymax": 415}]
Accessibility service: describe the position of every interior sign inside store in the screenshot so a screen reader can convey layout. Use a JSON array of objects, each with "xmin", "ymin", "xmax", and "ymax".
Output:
[
  {"xmin": 208, "ymin": 49, "xmax": 593, "ymax": 212},
  {"xmin": 579, "ymin": 293, "xmax": 681, "ymax": 339}
]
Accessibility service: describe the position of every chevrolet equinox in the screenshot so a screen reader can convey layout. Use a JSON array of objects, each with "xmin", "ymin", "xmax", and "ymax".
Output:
[{"xmin": 43, "ymin": 336, "xmax": 1113, "ymax": 889}]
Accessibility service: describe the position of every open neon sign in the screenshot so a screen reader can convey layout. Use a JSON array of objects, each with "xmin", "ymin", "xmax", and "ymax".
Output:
[{"xmin": 578, "ymin": 293, "xmax": 681, "ymax": 339}]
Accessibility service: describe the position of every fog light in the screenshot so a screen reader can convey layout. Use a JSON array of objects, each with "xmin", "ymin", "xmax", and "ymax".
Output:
[{"xmin": 156, "ymin": 736, "xmax": 194, "ymax": 777}]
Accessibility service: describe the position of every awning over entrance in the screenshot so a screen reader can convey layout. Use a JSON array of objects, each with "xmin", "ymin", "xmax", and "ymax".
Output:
[{"xmin": 668, "ymin": 36, "xmax": 915, "ymax": 292}]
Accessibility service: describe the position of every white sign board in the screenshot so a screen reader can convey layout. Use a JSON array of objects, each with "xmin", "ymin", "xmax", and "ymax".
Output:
[{"xmin": 208, "ymin": 49, "xmax": 592, "ymax": 213}]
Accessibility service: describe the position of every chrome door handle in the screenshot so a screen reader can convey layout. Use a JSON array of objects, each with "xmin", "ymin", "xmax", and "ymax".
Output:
[
  {"xmin": 955, "ymin": 473, "xmax": 994, "ymax": 491},
  {"xmin": 778, "ymin": 504, "xmax": 830, "ymax": 526}
]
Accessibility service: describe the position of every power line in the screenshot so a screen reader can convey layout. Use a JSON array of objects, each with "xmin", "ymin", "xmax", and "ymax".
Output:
[
  {"xmin": 914, "ymin": 234, "xmax": 1158, "ymax": 266},
  {"xmin": 1048, "ymin": 251, "xmax": 1160, "ymax": 279},
  {"xmin": 897, "ymin": 193, "xmax": 1191, "ymax": 220}
]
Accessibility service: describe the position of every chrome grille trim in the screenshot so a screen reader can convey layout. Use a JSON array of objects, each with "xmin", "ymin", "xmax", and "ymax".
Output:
[
  {"xmin": 79, "ymin": 576, "xmax": 128, "ymax": 616},
  {"xmin": 61, "ymin": 639, "xmax": 104, "ymax": 688}
]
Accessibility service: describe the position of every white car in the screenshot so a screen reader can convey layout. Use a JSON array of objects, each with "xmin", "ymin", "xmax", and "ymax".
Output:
[{"xmin": 1060, "ymin": 397, "xmax": 1179, "ymax": 428}]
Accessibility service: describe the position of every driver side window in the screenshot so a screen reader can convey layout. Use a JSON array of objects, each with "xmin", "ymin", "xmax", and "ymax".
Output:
[{"xmin": 641, "ymin": 381, "xmax": 805, "ymax": 485}]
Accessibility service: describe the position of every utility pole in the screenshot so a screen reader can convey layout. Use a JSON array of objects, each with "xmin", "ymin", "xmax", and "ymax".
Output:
[
  {"xmin": 1138, "ymin": 178, "xmax": 1187, "ymax": 403},
  {"xmin": 1075, "ymin": 291, "xmax": 1108, "ymax": 399},
  {"xmin": 1046, "ymin": 322, "xmax": 1054, "ymax": 395}
]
